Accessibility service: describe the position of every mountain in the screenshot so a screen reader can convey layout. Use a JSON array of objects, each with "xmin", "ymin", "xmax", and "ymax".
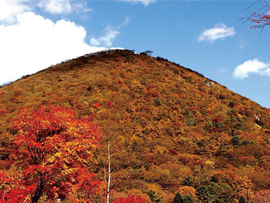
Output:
[{"xmin": 1, "ymin": 49, "xmax": 270, "ymax": 202}]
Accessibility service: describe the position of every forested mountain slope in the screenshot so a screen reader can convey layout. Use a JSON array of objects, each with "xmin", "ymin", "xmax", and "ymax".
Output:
[{"xmin": 1, "ymin": 49, "xmax": 270, "ymax": 202}]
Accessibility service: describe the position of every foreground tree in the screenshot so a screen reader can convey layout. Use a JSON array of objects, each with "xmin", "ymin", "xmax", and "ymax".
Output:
[
  {"xmin": 243, "ymin": 0, "xmax": 270, "ymax": 29},
  {"xmin": 6, "ymin": 106, "xmax": 103, "ymax": 202}
]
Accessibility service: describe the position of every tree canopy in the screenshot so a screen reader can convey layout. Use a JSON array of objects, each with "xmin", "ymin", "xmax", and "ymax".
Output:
[{"xmin": 2, "ymin": 106, "xmax": 103, "ymax": 202}]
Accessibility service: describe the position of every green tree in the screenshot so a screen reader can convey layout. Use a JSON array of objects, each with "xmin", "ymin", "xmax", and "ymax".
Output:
[
  {"xmin": 207, "ymin": 182, "xmax": 235, "ymax": 203},
  {"xmin": 239, "ymin": 196, "xmax": 246, "ymax": 203},
  {"xmin": 147, "ymin": 190, "xmax": 161, "ymax": 203},
  {"xmin": 231, "ymin": 136, "xmax": 241, "ymax": 146},
  {"xmin": 183, "ymin": 194, "xmax": 195, "ymax": 203},
  {"xmin": 173, "ymin": 192, "xmax": 184, "ymax": 203},
  {"xmin": 195, "ymin": 185, "xmax": 209, "ymax": 203}
]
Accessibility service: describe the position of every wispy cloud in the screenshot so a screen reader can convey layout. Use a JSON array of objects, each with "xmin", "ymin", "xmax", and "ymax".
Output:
[
  {"xmin": 38, "ymin": 0, "xmax": 90, "ymax": 14},
  {"xmin": 233, "ymin": 59, "xmax": 270, "ymax": 79},
  {"xmin": 90, "ymin": 28, "xmax": 120, "ymax": 47},
  {"xmin": 239, "ymin": 39, "xmax": 249, "ymax": 50},
  {"xmin": 198, "ymin": 23, "xmax": 235, "ymax": 42},
  {"xmin": 119, "ymin": 16, "xmax": 130, "ymax": 28},
  {"xmin": 118, "ymin": 0, "xmax": 157, "ymax": 6},
  {"xmin": 217, "ymin": 68, "xmax": 226, "ymax": 73},
  {"xmin": 90, "ymin": 17, "xmax": 129, "ymax": 47}
]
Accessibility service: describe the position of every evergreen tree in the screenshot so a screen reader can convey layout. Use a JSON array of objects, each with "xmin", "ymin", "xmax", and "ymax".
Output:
[
  {"xmin": 183, "ymin": 194, "xmax": 194, "ymax": 203},
  {"xmin": 173, "ymin": 192, "xmax": 184, "ymax": 203},
  {"xmin": 196, "ymin": 185, "xmax": 210, "ymax": 202},
  {"xmin": 239, "ymin": 196, "xmax": 246, "ymax": 203}
]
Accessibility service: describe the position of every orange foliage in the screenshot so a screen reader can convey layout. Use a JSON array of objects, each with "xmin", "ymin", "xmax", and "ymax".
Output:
[
  {"xmin": 178, "ymin": 186, "xmax": 196, "ymax": 199},
  {"xmin": 0, "ymin": 49, "xmax": 270, "ymax": 199}
]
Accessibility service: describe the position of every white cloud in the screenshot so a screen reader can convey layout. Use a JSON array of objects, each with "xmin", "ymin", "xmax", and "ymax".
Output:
[
  {"xmin": 233, "ymin": 59, "xmax": 270, "ymax": 79},
  {"xmin": 0, "ymin": 0, "xmax": 30, "ymax": 23},
  {"xmin": 217, "ymin": 68, "xmax": 226, "ymax": 73},
  {"xmin": 118, "ymin": 0, "xmax": 157, "ymax": 6},
  {"xmin": 119, "ymin": 16, "xmax": 130, "ymax": 28},
  {"xmin": 0, "ymin": 12, "xmax": 105, "ymax": 85},
  {"xmin": 90, "ymin": 28, "xmax": 120, "ymax": 47},
  {"xmin": 90, "ymin": 17, "xmax": 129, "ymax": 47},
  {"xmin": 38, "ymin": 0, "xmax": 90, "ymax": 14},
  {"xmin": 198, "ymin": 23, "xmax": 236, "ymax": 42},
  {"xmin": 38, "ymin": 0, "xmax": 72, "ymax": 14},
  {"xmin": 0, "ymin": 0, "xmax": 91, "ymax": 21},
  {"xmin": 72, "ymin": 2, "xmax": 92, "ymax": 13}
]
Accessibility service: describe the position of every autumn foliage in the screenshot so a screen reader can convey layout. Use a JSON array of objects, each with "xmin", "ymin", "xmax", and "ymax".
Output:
[
  {"xmin": 112, "ymin": 195, "xmax": 148, "ymax": 203},
  {"xmin": 2, "ymin": 106, "xmax": 103, "ymax": 202},
  {"xmin": 0, "ymin": 50, "xmax": 270, "ymax": 202},
  {"xmin": 0, "ymin": 171, "xmax": 36, "ymax": 202},
  {"xmin": 244, "ymin": 0, "xmax": 270, "ymax": 29}
]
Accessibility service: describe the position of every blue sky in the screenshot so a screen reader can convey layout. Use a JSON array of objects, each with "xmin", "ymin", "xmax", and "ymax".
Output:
[{"xmin": 0, "ymin": 0, "xmax": 270, "ymax": 108}]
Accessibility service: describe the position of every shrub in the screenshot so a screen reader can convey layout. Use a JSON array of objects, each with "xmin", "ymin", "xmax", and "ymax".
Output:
[
  {"xmin": 154, "ymin": 99, "xmax": 162, "ymax": 106},
  {"xmin": 234, "ymin": 123, "xmax": 243, "ymax": 130},
  {"xmin": 187, "ymin": 118, "xmax": 195, "ymax": 126},
  {"xmin": 229, "ymin": 101, "xmax": 235, "ymax": 108},
  {"xmin": 231, "ymin": 136, "xmax": 241, "ymax": 146}
]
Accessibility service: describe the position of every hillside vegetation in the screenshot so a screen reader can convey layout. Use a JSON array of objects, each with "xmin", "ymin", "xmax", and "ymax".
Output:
[{"xmin": 1, "ymin": 49, "xmax": 270, "ymax": 202}]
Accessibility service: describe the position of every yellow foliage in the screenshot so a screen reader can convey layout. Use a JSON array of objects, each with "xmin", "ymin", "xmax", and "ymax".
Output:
[{"xmin": 153, "ymin": 145, "xmax": 167, "ymax": 154}]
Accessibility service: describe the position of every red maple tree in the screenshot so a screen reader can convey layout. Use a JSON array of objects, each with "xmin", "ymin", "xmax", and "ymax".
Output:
[{"xmin": 5, "ymin": 106, "xmax": 103, "ymax": 203}]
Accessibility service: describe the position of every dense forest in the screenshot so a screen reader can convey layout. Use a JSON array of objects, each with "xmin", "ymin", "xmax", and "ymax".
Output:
[{"xmin": 1, "ymin": 49, "xmax": 270, "ymax": 202}]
